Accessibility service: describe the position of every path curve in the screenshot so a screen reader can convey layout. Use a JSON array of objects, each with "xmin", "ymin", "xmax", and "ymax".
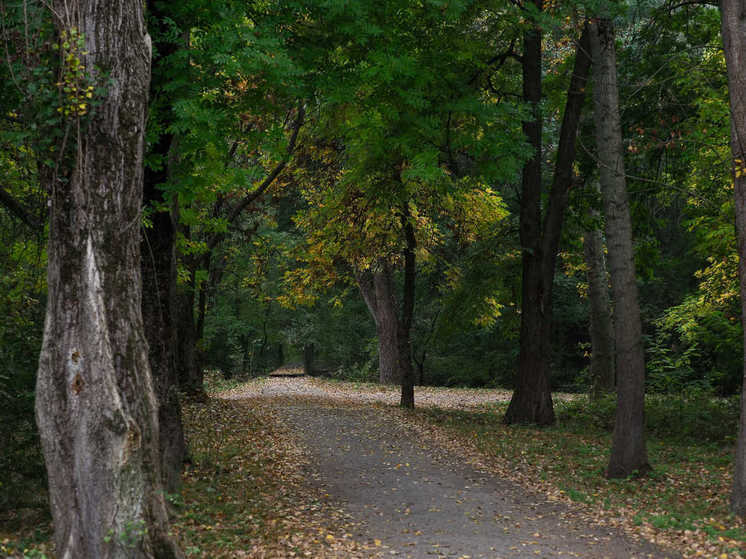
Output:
[{"xmin": 225, "ymin": 380, "xmax": 678, "ymax": 559}]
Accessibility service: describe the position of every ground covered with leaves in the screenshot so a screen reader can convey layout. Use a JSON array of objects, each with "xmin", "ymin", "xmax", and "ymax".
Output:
[
  {"xmin": 174, "ymin": 397, "xmax": 383, "ymax": 558},
  {"xmin": 2, "ymin": 373, "xmax": 744, "ymax": 557},
  {"xmin": 219, "ymin": 373, "xmax": 746, "ymax": 558}
]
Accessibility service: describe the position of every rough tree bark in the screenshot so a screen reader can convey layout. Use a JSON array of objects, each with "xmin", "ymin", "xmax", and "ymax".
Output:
[
  {"xmin": 35, "ymin": 1, "xmax": 183, "ymax": 557},
  {"xmin": 357, "ymin": 265, "xmax": 402, "ymax": 385},
  {"xmin": 505, "ymin": 22, "xmax": 591, "ymax": 425},
  {"xmin": 720, "ymin": 0, "xmax": 746, "ymax": 516},
  {"xmin": 583, "ymin": 182, "xmax": 615, "ymax": 399},
  {"xmin": 590, "ymin": 17, "xmax": 650, "ymax": 478}
]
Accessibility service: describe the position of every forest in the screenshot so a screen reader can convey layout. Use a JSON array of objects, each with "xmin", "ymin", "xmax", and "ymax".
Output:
[{"xmin": 3, "ymin": 0, "xmax": 746, "ymax": 557}]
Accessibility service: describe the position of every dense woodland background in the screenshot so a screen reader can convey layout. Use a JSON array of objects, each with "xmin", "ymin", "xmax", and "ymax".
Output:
[{"xmin": 3, "ymin": 0, "xmax": 746, "ymax": 555}]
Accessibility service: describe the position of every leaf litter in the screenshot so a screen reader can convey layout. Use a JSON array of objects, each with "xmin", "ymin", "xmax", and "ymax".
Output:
[
  {"xmin": 214, "ymin": 373, "xmax": 745, "ymax": 558},
  {"xmin": 177, "ymin": 397, "xmax": 383, "ymax": 558}
]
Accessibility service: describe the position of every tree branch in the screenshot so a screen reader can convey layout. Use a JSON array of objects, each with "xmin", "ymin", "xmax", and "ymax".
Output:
[
  {"xmin": 0, "ymin": 186, "xmax": 42, "ymax": 230},
  {"xmin": 469, "ymin": 37, "xmax": 519, "ymax": 85},
  {"xmin": 207, "ymin": 103, "xmax": 305, "ymax": 251},
  {"xmin": 226, "ymin": 104, "xmax": 304, "ymax": 224},
  {"xmin": 665, "ymin": 0, "xmax": 717, "ymax": 11}
]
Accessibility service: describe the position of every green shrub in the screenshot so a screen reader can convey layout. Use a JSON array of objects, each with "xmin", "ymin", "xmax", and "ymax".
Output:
[{"xmin": 555, "ymin": 391, "xmax": 738, "ymax": 444}]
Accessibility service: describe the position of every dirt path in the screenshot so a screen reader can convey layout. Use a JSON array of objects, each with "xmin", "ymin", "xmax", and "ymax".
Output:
[{"xmin": 225, "ymin": 379, "xmax": 678, "ymax": 559}]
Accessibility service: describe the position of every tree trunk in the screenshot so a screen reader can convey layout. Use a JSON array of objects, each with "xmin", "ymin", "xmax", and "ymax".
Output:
[
  {"xmin": 583, "ymin": 182, "xmax": 616, "ymax": 399},
  {"xmin": 720, "ymin": 0, "xmax": 746, "ymax": 516},
  {"xmin": 141, "ymin": 183, "xmax": 185, "ymax": 494},
  {"xmin": 35, "ymin": 2, "xmax": 183, "ymax": 557},
  {"xmin": 506, "ymin": 21, "xmax": 591, "ymax": 425},
  {"xmin": 303, "ymin": 344, "xmax": 315, "ymax": 376},
  {"xmin": 505, "ymin": 1, "xmax": 550, "ymax": 425},
  {"xmin": 175, "ymin": 269, "xmax": 205, "ymax": 400},
  {"xmin": 374, "ymin": 267, "xmax": 403, "ymax": 385},
  {"xmin": 399, "ymin": 203, "xmax": 417, "ymax": 409},
  {"xmin": 357, "ymin": 266, "xmax": 402, "ymax": 384},
  {"xmin": 141, "ymin": 3, "xmax": 186, "ymax": 494},
  {"xmin": 590, "ymin": 18, "xmax": 650, "ymax": 479}
]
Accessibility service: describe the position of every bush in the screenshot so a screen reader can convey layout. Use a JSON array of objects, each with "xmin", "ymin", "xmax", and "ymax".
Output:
[{"xmin": 555, "ymin": 390, "xmax": 739, "ymax": 444}]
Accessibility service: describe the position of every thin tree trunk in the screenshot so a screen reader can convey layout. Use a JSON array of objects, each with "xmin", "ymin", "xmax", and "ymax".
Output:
[
  {"xmin": 35, "ymin": 2, "xmax": 183, "ymax": 557},
  {"xmin": 506, "ymin": 21, "xmax": 591, "ymax": 425},
  {"xmin": 720, "ymin": 0, "xmax": 746, "ymax": 516},
  {"xmin": 303, "ymin": 343, "xmax": 315, "ymax": 376},
  {"xmin": 399, "ymin": 203, "xmax": 417, "ymax": 409},
  {"xmin": 590, "ymin": 17, "xmax": 650, "ymax": 479},
  {"xmin": 175, "ymin": 265, "xmax": 205, "ymax": 400},
  {"xmin": 583, "ymin": 182, "xmax": 615, "ymax": 399}
]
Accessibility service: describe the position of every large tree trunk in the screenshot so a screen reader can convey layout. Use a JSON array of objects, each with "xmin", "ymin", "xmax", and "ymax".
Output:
[
  {"xmin": 375, "ymin": 267, "xmax": 402, "ymax": 385},
  {"xmin": 357, "ymin": 265, "xmax": 402, "ymax": 384},
  {"xmin": 35, "ymin": 2, "xmax": 183, "ymax": 557},
  {"xmin": 583, "ymin": 182, "xmax": 616, "ymax": 399},
  {"xmin": 504, "ymin": 0, "xmax": 550, "ymax": 425},
  {"xmin": 590, "ymin": 18, "xmax": 650, "ymax": 479},
  {"xmin": 505, "ymin": 21, "xmax": 591, "ymax": 425},
  {"xmin": 721, "ymin": 0, "xmax": 746, "ymax": 516}
]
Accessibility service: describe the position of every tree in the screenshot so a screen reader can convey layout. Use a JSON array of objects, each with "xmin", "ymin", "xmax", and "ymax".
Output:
[
  {"xmin": 505, "ymin": 19, "xmax": 592, "ymax": 425},
  {"xmin": 720, "ymin": 0, "xmax": 746, "ymax": 516},
  {"xmin": 583, "ymin": 181, "xmax": 615, "ymax": 398},
  {"xmin": 590, "ymin": 16, "xmax": 650, "ymax": 479},
  {"xmin": 356, "ymin": 264, "xmax": 403, "ymax": 384},
  {"xmin": 149, "ymin": 0, "xmax": 306, "ymax": 394},
  {"xmin": 142, "ymin": 0, "xmax": 188, "ymax": 494},
  {"xmin": 284, "ymin": 0, "xmax": 525, "ymax": 405},
  {"xmin": 34, "ymin": 2, "xmax": 183, "ymax": 557}
]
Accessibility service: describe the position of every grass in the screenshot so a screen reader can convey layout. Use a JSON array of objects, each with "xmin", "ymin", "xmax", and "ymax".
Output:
[{"xmin": 414, "ymin": 393, "xmax": 745, "ymax": 558}]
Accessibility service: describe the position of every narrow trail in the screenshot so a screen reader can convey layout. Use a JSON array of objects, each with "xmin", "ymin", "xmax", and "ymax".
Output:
[{"xmin": 224, "ymin": 378, "xmax": 679, "ymax": 558}]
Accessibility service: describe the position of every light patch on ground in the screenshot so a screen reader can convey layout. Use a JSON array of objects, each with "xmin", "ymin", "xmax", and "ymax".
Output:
[{"xmin": 218, "ymin": 373, "xmax": 578, "ymax": 409}]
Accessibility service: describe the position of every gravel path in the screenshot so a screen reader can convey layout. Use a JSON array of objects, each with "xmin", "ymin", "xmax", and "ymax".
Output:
[
  {"xmin": 226, "ymin": 379, "xmax": 679, "ymax": 559},
  {"xmin": 220, "ymin": 375, "xmax": 561, "ymax": 409}
]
